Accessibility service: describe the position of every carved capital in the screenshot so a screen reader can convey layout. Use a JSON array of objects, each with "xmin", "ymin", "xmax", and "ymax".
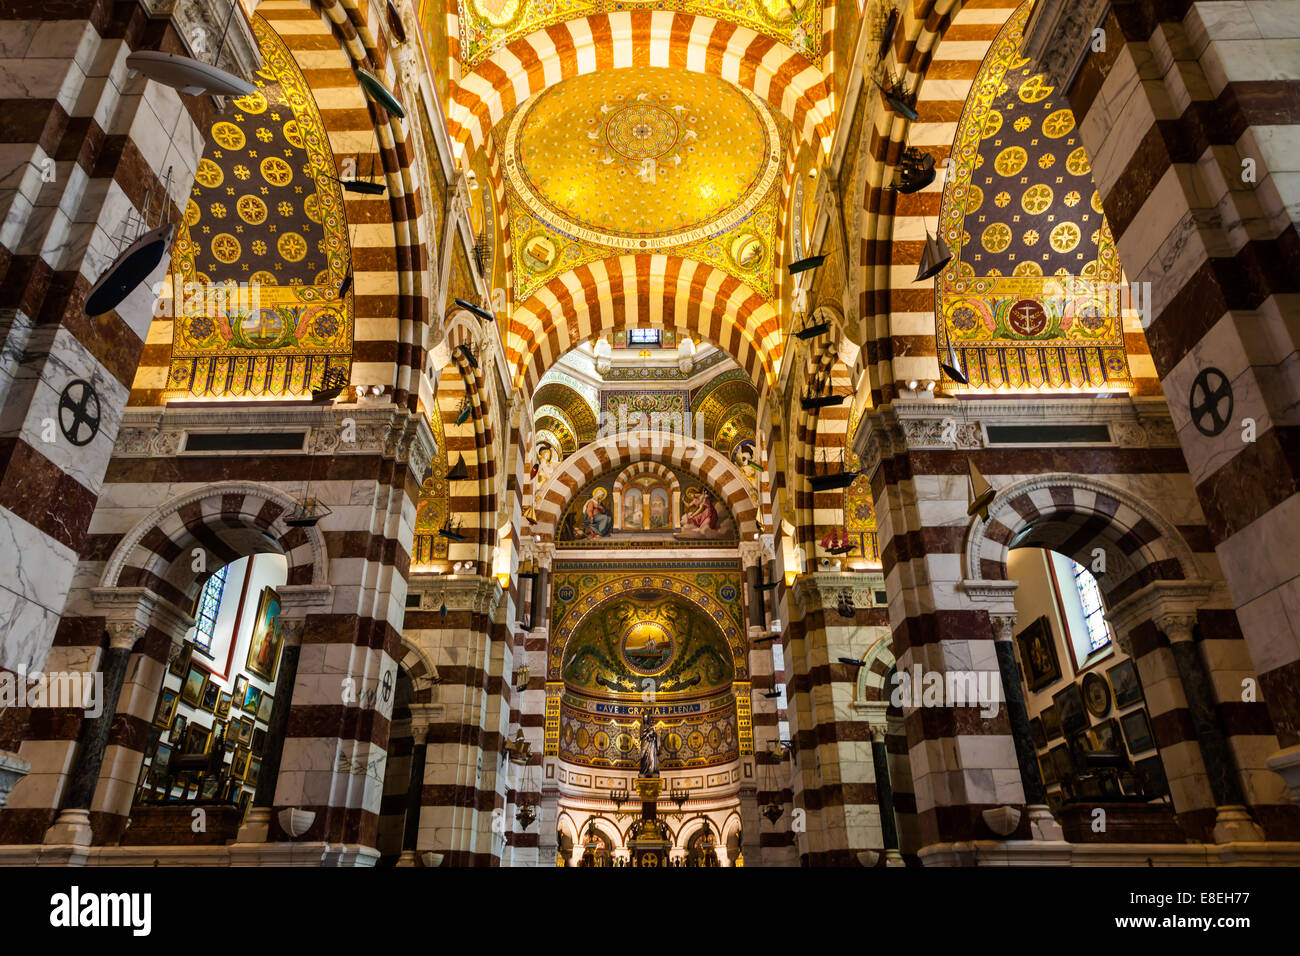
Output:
[
  {"xmin": 738, "ymin": 541, "xmax": 764, "ymax": 569},
  {"xmin": 989, "ymin": 613, "xmax": 1018, "ymax": 643},
  {"xmin": 792, "ymin": 570, "xmax": 885, "ymax": 615},
  {"xmin": 107, "ymin": 622, "xmax": 146, "ymax": 651},
  {"xmin": 1157, "ymin": 613, "xmax": 1199, "ymax": 644},
  {"xmin": 1021, "ymin": 0, "xmax": 1111, "ymax": 91},
  {"xmin": 277, "ymin": 619, "xmax": 307, "ymax": 648}
]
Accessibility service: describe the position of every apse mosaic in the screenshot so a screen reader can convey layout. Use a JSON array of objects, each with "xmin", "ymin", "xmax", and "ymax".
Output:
[
  {"xmin": 842, "ymin": 406, "xmax": 880, "ymax": 565},
  {"xmin": 443, "ymin": 0, "xmax": 823, "ymax": 70},
  {"xmin": 934, "ymin": 0, "xmax": 1132, "ymax": 393},
  {"xmin": 497, "ymin": 67, "xmax": 787, "ymax": 301},
  {"xmin": 559, "ymin": 693, "xmax": 739, "ymax": 769},
  {"xmin": 549, "ymin": 564, "xmax": 746, "ymax": 681},
  {"xmin": 559, "ymin": 591, "xmax": 736, "ymax": 698},
  {"xmin": 413, "ymin": 388, "xmax": 452, "ymax": 566},
  {"xmin": 692, "ymin": 370, "xmax": 759, "ymax": 466},
  {"xmin": 166, "ymin": 16, "xmax": 353, "ymax": 399},
  {"xmin": 555, "ymin": 462, "xmax": 738, "ymax": 548}
]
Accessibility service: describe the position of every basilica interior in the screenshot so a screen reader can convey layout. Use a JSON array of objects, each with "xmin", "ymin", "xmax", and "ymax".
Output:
[{"xmin": 0, "ymin": 0, "xmax": 1298, "ymax": 868}]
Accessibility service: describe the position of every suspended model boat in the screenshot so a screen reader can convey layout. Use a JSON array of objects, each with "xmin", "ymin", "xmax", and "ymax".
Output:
[
  {"xmin": 125, "ymin": 51, "xmax": 256, "ymax": 97},
  {"xmin": 84, "ymin": 223, "xmax": 175, "ymax": 316},
  {"xmin": 357, "ymin": 69, "xmax": 406, "ymax": 119}
]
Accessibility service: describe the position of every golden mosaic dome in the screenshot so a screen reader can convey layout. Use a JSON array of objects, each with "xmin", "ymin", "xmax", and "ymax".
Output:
[{"xmin": 506, "ymin": 67, "xmax": 781, "ymax": 249}]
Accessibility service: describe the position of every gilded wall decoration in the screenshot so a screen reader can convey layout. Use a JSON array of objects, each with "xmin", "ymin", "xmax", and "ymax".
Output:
[
  {"xmin": 559, "ymin": 693, "xmax": 739, "ymax": 769},
  {"xmin": 413, "ymin": 391, "xmax": 452, "ymax": 566},
  {"xmin": 447, "ymin": 0, "xmax": 822, "ymax": 71},
  {"xmin": 841, "ymin": 408, "xmax": 880, "ymax": 565},
  {"xmin": 166, "ymin": 16, "xmax": 353, "ymax": 399},
  {"xmin": 533, "ymin": 382, "xmax": 599, "ymax": 442},
  {"xmin": 549, "ymin": 563, "xmax": 746, "ymax": 681},
  {"xmin": 556, "ymin": 462, "xmax": 738, "ymax": 548},
  {"xmin": 496, "ymin": 68, "xmax": 788, "ymax": 302},
  {"xmin": 934, "ymin": 0, "xmax": 1132, "ymax": 392}
]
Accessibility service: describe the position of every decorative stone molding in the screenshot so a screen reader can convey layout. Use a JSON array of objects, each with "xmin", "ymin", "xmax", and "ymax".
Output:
[
  {"xmin": 0, "ymin": 750, "xmax": 30, "ymax": 810},
  {"xmin": 107, "ymin": 622, "xmax": 146, "ymax": 652},
  {"xmin": 1103, "ymin": 581, "xmax": 1213, "ymax": 657},
  {"xmin": 901, "ymin": 417, "xmax": 983, "ymax": 449},
  {"xmin": 959, "ymin": 579, "xmax": 1020, "ymax": 614},
  {"xmin": 277, "ymin": 585, "xmax": 332, "ymax": 620},
  {"xmin": 407, "ymin": 574, "xmax": 503, "ymax": 619},
  {"xmin": 407, "ymin": 702, "xmax": 447, "ymax": 739},
  {"xmin": 1266, "ymin": 746, "xmax": 1300, "ymax": 807},
  {"xmin": 989, "ymin": 613, "xmax": 1018, "ymax": 643},
  {"xmin": 791, "ymin": 570, "xmax": 885, "ymax": 615},
  {"xmin": 142, "ymin": 0, "xmax": 262, "ymax": 88},
  {"xmin": 1021, "ymin": 0, "xmax": 1111, "ymax": 92},
  {"xmin": 91, "ymin": 587, "xmax": 195, "ymax": 640},
  {"xmin": 738, "ymin": 541, "xmax": 764, "ymax": 569}
]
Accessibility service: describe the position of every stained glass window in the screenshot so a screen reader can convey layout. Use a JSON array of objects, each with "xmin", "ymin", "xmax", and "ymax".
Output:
[
  {"xmin": 1072, "ymin": 560, "xmax": 1111, "ymax": 652},
  {"xmin": 193, "ymin": 565, "xmax": 228, "ymax": 654},
  {"xmin": 627, "ymin": 328, "xmax": 662, "ymax": 347}
]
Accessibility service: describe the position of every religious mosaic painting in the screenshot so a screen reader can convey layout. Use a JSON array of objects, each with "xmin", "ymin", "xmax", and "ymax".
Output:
[
  {"xmin": 413, "ymin": 394, "xmax": 452, "ymax": 567},
  {"xmin": 497, "ymin": 67, "xmax": 788, "ymax": 302},
  {"xmin": 166, "ymin": 16, "xmax": 353, "ymax": 399},
  {"xmin": 559, "ymin": 693, "xmax": 739, "ymax": 769},
  {"xmin": 934, "ymin": 0, "xmax": 1132, "ymax": 392},
  {"xmin": 445, "ymin": 0, "xmax": 822, "ymax": 70},
  {"xmin": 556, "ymin": 462, "xmax": 738, "ymax": 548},
  {"xmin": 549, "ymin": 563, "xmax": 746, "ymax": 681},
  {"xmin": 839, "ymin": 405, "xmax": 880, "ymax": 565}
]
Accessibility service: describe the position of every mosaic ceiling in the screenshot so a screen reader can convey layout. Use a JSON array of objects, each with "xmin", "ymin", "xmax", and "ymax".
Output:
[
  {"xmin": 166, "ymin": 15, "xmax": 352, "ymax": 399},
  {"xmin": 498, "ymin": 67, "xmax": 788, "ymax": 301},
  {"xmin": 934, "ymin": 2, "xmax": 1131, "ymax": 393},
  {"xmin": 446, "ymin": 0, "xmax": 823, "ymax": 70}
]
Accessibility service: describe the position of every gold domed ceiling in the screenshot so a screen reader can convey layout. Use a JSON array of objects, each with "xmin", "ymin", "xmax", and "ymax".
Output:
[{"xmin": 496, "ymin": 67, "xmax": 789, "ymax": 302}]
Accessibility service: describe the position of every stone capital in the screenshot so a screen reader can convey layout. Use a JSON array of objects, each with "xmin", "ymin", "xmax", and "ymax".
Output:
[
  {"xmin": 988, "ymin": 613, "xmax": 1018, "ymax": 643},
  {"xmin": 107, "ymin": 622, "xmax": 146, "ymax": 652},
  {"xmin": 792, "ymin": 570, "xmax": 884, "ymax": 615},
  {"xmin": 1104, "ymin": 580, "xmax": 1212, "ymax": 654},
  {"xmin": 738, "ymin": 541, "xmax": 764, "ymax": 569}
]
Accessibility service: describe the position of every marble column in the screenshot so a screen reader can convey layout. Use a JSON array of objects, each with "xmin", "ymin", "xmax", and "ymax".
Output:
[
  {"xmin": 396, "ymin": 703, "xmax": 438, "ymax": 866},
  {"xmin": 990, "ymin": 613, "xmax": 1062, "ymax": 841},
  {"xmin": 859, "ymin": 703, "xmax": 904, "ymax": 866},
  {"xmin": 43, "ymin": 622, "xmax": 142, "ymax": 847},
  {"xmin": 1161, "ymin": 614, "xmax": 1264, "ymax": 844},
  {"xmin": 236, "ymin": 619, "xmax": 303, "ymax": 843}
]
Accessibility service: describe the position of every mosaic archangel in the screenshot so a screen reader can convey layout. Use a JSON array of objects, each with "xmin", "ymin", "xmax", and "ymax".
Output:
[{"xmin": 934, "ymin": 1, "xmax": 1131, "ymax": 392}]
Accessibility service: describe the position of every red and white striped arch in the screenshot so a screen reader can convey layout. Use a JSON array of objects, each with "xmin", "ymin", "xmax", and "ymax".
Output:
[
  {"xmin": 446, "ymin": 10, "xmax": 835, "ymax": 161},
  {"xmin": 508, "ymin": 255, "xmax": 783, "ymax": 396},
  {"xmin": 531, "ymin": 431, "xmax": 760, "ymax": 540}
]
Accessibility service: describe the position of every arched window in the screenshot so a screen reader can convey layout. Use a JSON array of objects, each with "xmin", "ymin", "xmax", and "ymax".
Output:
[
  {"xmin": 1071, "ymin": 561, "xmax": 1112, "ymax": 652},
  {"xmin": 192, "ymin": 565, "xmax": 228, "ymax": 654}
]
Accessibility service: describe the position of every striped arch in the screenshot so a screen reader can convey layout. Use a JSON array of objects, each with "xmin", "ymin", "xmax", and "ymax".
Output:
[
  {"xmin": 532, "ymin": 382, "xmax": 599, "ymax": 443},
  {"xmin": 531, "ymin": 432, "xmax": 760, "ymax": 540},
  {"xmin": 789, "ymin": 340, "xmax": 854, "ymax": 555},
  {"xmin": 447, "ymin": 10, "xmax": 834, "ymax": 162},
  {"xmin": 509, "ymin": 256, "xmax": 782, "ymax": 397},
  {"xmin": 855, "ymin": 634, "xmax": 896, "ymax": 703},
  {"xmin": 966, "ymin": 473, "xmax": 1199, "ymax": 606},
  {"xmin": 99, "ymin": 481, "xmax": 328, "ymax": 610},
  {"xmin": 435, "ymin": 312, "xmax": 500, "ymax": 568},
  {"xmin": 396, "ymin": 639, "xmax": 441, "ymax": 702}
]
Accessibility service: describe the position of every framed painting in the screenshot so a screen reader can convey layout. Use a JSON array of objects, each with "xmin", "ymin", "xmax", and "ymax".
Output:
[
  {"xmin": 246, "ymin": 587, "xmax": 284, "ymax": 682},
  {"xmin": 216, "ymin": 692, "xmax": 232, "ymax": 719},
  {"xmin": 247, "ymin": 756, "xmax": 262, "ymax": 788},
  {"xmin": 199, "ymin": 773, "xmax": 221, "ymax": 800},
  {"xmin": 1048, "ymin": 743, "xmax": 1073, "ymax": 781},
  {"xmin": 1038, "ymin": 754, "xmax": 1058, "ymax": 786},
  {"xmin": 256, "ymin": 691, "xmax": 274, "ymax": 724},
  {"xmin": 1015, "ymin": 616, "xmax": 1060, "ymax": 692},
  {"xmin": 152, "ymin": 688, "xmax": 179, "ymax": 730},
  {"xmin": 1040, "ymin": 704, "xmax": 1062, "ymax": 741},
  {"xmin": 1107, "ymin": 659, "xmax": 1144, "ymax": 709},
  {"xmin": 181, "ymin": 664, "xmax": 209, "ymax": 707},
  {"xmin": 1029, "ymin": 717, "xmax": 1047, "ymax": 749},
  {"xmin": 1052, "ymin": 683, "xmax": 1087, "ymax": 735},
  {"xmin": 1082, "ymin": 671, "xmax": 1111, "ymax": 718},
  {"xmin": 184, "ymin": 723, "xmax": 211, "ymax": 756},
  {"xmin": 237, "ymin": 790, "xmax": 252, "ymax": 822},
  {"xmin": 1089, "ymin": 717, "xmax": 1121, "ymax": 754},
  {"xmin": 232, "ymin": 747, "xmax": 251, "ymax": 780},
  {"xmin": 242, "ymin": 684, "xmax": 261, "ymax": 714},
  {"xmin": 235, "ymin": 716, "xmax": 255, "ymax": 747},
  {"xmin": 171, "ymin": 715, "xmax": 188, "ymax": 746},
  {"xmin": 211, "ymin": 717, "xmax": 227, "ymax": 750},
  {"xmin": 252, "ymin": 727, "xmax": 267, "ymax": 755},
  {"xmin": 1120, "ymin": 707, "xmax": 1156, "ymax": 754},
  {"xmin": 232, "ymin": 675, "xmax": 249, "ymax": 709},
  {"xmin": 168, "ymin": 642, "xmax": 193, "ymax": 678},
  {"xmin": 1135, "ymin": 754, "xmax": 1168, "ymax": 798},
  {"xmin": 200, "ymin": 678, "xmax": 220, "ymax": 713}
]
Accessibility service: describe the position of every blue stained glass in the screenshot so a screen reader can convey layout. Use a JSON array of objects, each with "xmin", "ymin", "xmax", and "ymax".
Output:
[
  {"xmin": 628, "ymin": 328, "xmax": 662, "ymax": 346},
  {"xmin": 193, "ymin": 565, "xmax": 228, "ymax": 653},
  {"xmin": 1072, "ymin": 560, "xmax": 1111, "ymax": 651}
]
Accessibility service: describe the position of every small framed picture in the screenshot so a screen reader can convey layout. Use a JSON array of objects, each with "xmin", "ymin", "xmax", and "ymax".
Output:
[
  {"xmin": 1082, "ymin": 671, "xmax": 1111, "ymax": 718},
  {"xmin": 237, "ymin": 790, "xmax": 252, "ymax": 822},
  {"xmin": 184, "ymin": 723, "xmax": 211, "ymax": 756},
  {"xmin": 233, "ymin": 675, "xmax": 249, "ymax": 709},
  {"xmin": 1015, "ymin": 616, "xmax": 1060, "ymax": 692},
  {"xmin": 1135, "ymin": 754, "xmax": 1168, "ymax": 798},
  {"xmin": 181, "ymin": 664, "xmax": 209, "ymax": 707},
  {"xmin": 1029, "ymin": 717, "xmax": 1047, "ymax": 749},
  {"xmin": 200, "ymin": 678, "xmax": 220, "ymax": 713},
  {"xmin": 1039, "ymin": 754, "xmax": 1058, "ymax": 786},
  {"xmin": 168, "ymin": 642, "xmax": 193, "ymax": 678},
  {"xmin": 232, "ymin": 747, "xmax": 251, "ymax": 780},
  {"xmin": 200, "ymin": 774, "xmax": 221, "ymax": 800},
  {"xmin": 247, "ymin": 756, "xmax": 262, "ymax": 788},
  {"xmin": 1052, "ymin": 683, "xmax": 1087, "ymax": 735},
  {"xmin": 252, "ymin": 727, "xmax": 267, "ymax": 755},
  {"xmin": 1040, "ymin": 704, "xmax": 1062, "ymax": 741},
  {"xmin": 1107, "ymin": 659, "xmax": 1144, "ymax": 709},
  {"xmin": 1046, "ymin": 790, "xmax": 1064, "ymax": 814},
  {"xmin": 211, "ymin": 717, "xmax": 228, "ymax": 750},
  {"xmin": 246, "ymin": 587, "xmax": 284, "ymax": 682},
  {"xmin": 256, "ymin": 691, "xmax": 274, "ymax": 723},
  {"xmin": 1090, "ymin": 717, "xmax": 1121, "ymax": 753},
  {"xmin": 1120, "ymin": 707, "xmax": 1156, "ymax": 754},
  {"xmin": 152, "ymin": 688, "xmax": 179, "ymax": 729},
  {"xmin": 1049, "ymin": 743, "xmax": 1073, "ymax": 781},
  {"xmin": 216, "ymin": 692, "xmax": 232, "ymax": 719},
  {"xmin": 171, "ymin": 714, "xmax": 188, "ymax": 746},
  {"xmin": 242, "ymin": 684, "xmax": 261, "ymax": 713},
  {"xmin": 236, "ymin": 716, "xmax": 255, "ymax": 747}
]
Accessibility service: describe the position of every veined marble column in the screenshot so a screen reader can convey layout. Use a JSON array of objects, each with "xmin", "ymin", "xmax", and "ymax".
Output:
[
  {"xmin": 236, "ymin": 619, "xmax": 304, "ymax": 844},
  {"xmin": 43, "ymin": 622, "xmax": 142, "ymax": 847},
  {"xmin": 396, "ymin": 703, "xmax": 439, "ymax": 866}
]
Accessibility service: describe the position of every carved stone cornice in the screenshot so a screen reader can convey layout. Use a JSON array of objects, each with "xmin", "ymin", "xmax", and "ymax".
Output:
[
  {"xmin": 407, "ymin": 574, "xmax": 503, "ymax": 619},
  {"xmin": 960, "ymin": 580, "xmax": 1020, "ymax": 615},
  {"xmin": 791, "ymin": 570, "xmax": 885, "ymax": 615},
  {"xmin": 276, "ymin": 585, "xmax": 333, "ymax": 619},
  {"xmin": 142, "ymin": 0, "xmax": 262, "ymax": 91},
  {"xmin": 1103, "ymin": 580, "xmax": 1213, "ymax": 656},
  {"xmin": 91, "ymin": 587, "xmax": 195, "ymax": 639},
  {"xmin": 1021, "ymin": 0, "xmax": 1112, "ymax": 92}
]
